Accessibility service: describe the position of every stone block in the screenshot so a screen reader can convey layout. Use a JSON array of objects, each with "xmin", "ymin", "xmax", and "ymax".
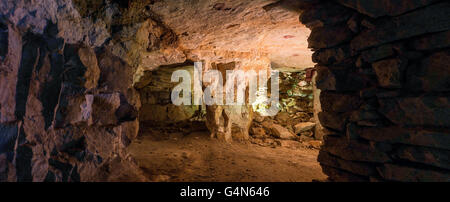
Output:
[
  {"xmin": 406, "ymin": 51, "xmax": 450, "ymax": 92},
  {"xmin": 318, "ymin": 111, "xmax": 349, "ymax": 132},
  {"xmin": 372, "ymin": 58, "xmax": 407, "ymax": 88},
  {"xmin": 378, "ymin": 97, "xmax": 450, "ymax": 127},
  {"xmin": 315, "ymin": 66, "xmax": 366, "ymax": 92},
  {"xmin": 359, "ymin": 127, "xmax": 450, "ymax": 150},
  {"xmin": 300, "ymin": 2, "xmax": 352, "ymax": 29},
  {"xmin": 377, "ymin": 164, "xmax": 450, "ymax": 182},
  {"xmin": 312, "ymin": 45, "xmax": 351, "ymax": 65},
  {"xmin": 412, "ymin": 30, "xmax": 450, "ymax": 51},
  {"xmin": 322, "ymin": 136, "xmax": 391, "ymax": 163},
  {"xmin": 351, "ymin": 2, "xmax": 450, "ymax": 51},
  {"xmin": 393, "ymin": 145, "xmax": 450, "ymax": 170},
  {"xmin": 318, "ymin": 151, "xmax": 377, "ymax": 176},
  {"xmin": 361, "ymin": 44, "xmax": 395, "ymax": 63},
  {"xmin": 321, "ymin": 164, "xmax": 368, "ymax": 182},
  {"xmin": 320, "ymin": 92, "xmax": 362, "ymax": 112},
  {"xmin": 294, "ymin": 122, "xmax": 316, "ymax": 134},
  {"xmin": 308, "ymin": 24, "xmax": 354, "ymax": 50}
]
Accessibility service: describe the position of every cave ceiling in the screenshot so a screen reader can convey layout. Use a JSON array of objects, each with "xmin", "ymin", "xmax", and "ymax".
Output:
[{"xmin": 148, "ymin": 0, "xmax": 314, "ymax": 70}]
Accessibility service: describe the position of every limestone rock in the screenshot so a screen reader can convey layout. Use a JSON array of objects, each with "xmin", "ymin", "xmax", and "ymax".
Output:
[
  {"xmin": 318, "ymin": 112, "xmax": 349, "ymax": 132},
  {"xmin": 294, "ymin": 122, "xmax": 316, "ymax": 134},
  {"xmin": 304, "ymin": 140, "xmax": 322, "ymax": 149},
  {"xmin": 263, "ymin": 122, "xmax": 297, "ymax": 140},
  {"xmin": 250, "ymin": 127, "xmax": 267, "ymax": 139},
  {"xmin": 207, "ymin": 105, "xmax": 253, "ymax": 142},
  {"xmin": 53, "ymin": 91, "xmax": 93, "ymax": 128},
  {"xmin": 146, "ymin": 0, "xmax": 314, "ymax": 69},
  {"xmin": 300, "ymin": 2, "xmax": 352, "ymax": 29},
  {"xmin": 0, "ymin": 23, "xmax": 21, "ymax": 123},
  {"xmin": 97, "ymin": 50, "xmax": 135, "ymax": 93},
  {"xmin": 91, "ymin": 93, "xmax": 122, "ymax": 126},
  {"xmin": 318, "ymin": 151, "xmax": 377, "ymax": 176}
]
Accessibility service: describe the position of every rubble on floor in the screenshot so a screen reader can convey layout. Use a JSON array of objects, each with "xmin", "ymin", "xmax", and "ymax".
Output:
[{"xmin": 249, "ymin": 71, "xmax": 322, "ymax": 150}]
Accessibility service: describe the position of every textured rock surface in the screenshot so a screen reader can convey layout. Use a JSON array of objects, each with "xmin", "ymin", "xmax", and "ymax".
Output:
[
  {"xmin": 146, "ymin": 0, "xmax": 314, "ymax": 70},
  {"xmin": 1, "ymin": 0, "xmax": 450, "ymax": 182},
  {"xmin": 0, "ymin": 0, "xmax": 148, "ymax": 182},
  {"xmin": 301, "ymin": 0, "xmax": 450, "ymax": 182}
]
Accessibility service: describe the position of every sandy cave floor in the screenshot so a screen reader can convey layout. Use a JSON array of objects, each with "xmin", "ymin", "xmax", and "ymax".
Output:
[{"xmin": 128, "ymin": 129, "xmax": 327, "ymax": 182}]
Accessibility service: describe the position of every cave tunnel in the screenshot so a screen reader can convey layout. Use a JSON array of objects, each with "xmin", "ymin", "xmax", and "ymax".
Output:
[{"xmin": 0, "ymin": 0, "xmax": 449, "ymax": 183}]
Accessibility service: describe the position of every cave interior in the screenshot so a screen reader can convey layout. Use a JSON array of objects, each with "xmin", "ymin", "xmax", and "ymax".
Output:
[{"xmin": 0, "ymin": 0, "xmax": 449, "ymax": 182}]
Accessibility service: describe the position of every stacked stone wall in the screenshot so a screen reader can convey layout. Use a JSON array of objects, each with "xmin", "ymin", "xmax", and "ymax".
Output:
[{"xmin": 300, "ymin": 0, "xmax": 450, "ymax": 181}]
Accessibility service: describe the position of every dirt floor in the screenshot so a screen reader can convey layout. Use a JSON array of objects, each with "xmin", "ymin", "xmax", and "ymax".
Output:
[{"xmin": 128, "ymin": 129, "xmax": 327, "ymax": 182}]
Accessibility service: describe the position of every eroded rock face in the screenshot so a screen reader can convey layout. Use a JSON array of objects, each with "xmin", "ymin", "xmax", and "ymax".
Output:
[{"xmin": 0, "ymin": 0, "xmax": 150, "ymax": 182}]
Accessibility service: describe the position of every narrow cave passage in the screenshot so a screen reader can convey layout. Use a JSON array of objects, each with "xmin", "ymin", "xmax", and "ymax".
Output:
[
  {"xmin": 129, "ymin": 64, "xmax": 327, "ymax": 182},
  {"xmin": 116, "ymin": 0, "xmax": 330, "ymax": 182}
]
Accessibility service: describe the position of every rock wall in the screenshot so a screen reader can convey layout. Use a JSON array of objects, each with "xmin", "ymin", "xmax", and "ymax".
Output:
[
  {"xmin": 0, "ymin": 0, "xmax": 163, "ymax": 181},
  {"xmin": 137, "ymin": 65, "xmax": 204, "ymax": 125},
  {"xmin": 301, "ymin": 0, "xmax": 450, "ymax": 181}
]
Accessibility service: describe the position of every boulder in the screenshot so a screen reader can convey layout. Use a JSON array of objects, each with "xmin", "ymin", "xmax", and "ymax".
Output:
[
  {"xmin": 0, "ymin": 23, "xmax": 21, "ymax": 123},
  {"xmin": 264, "ymin": 123, "xmax": 297, "ymax": 140},
  {"xmin": 206, "ymin": 105, "xmax": 253, "ymax": 142},
  {"xmin": 91, "ymin": 93, "xmax": 122, "ymax": 126},
  {"xmin": 250, "ymin": 127, "xmax": 267, "ymax": 138},
  {"xmin": 294, "ymin": 122, "xmax": 316, "ymax": 134}
]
